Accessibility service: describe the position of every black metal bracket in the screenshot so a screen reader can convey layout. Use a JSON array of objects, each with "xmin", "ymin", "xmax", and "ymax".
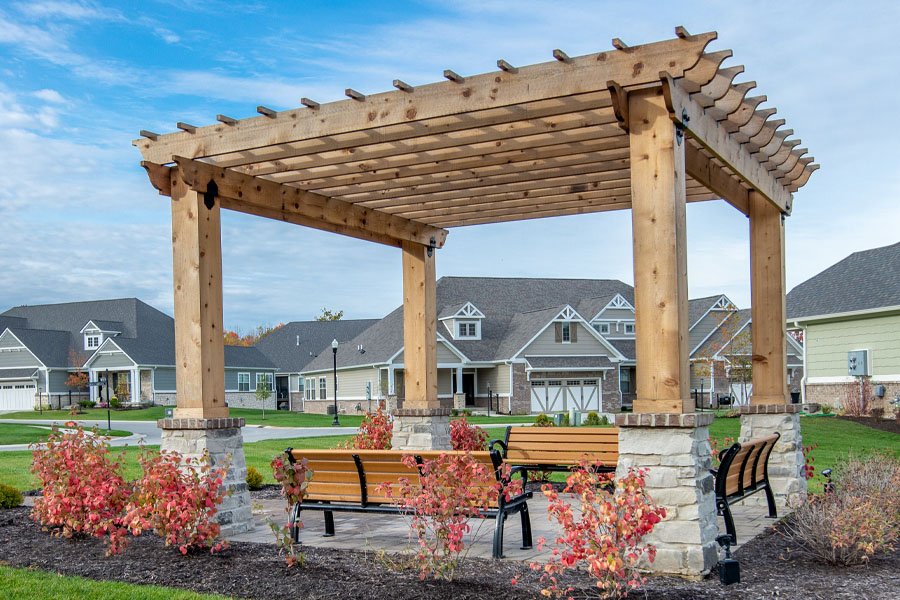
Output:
[
  {"xmin": 427, "ymin": 236, "xmax": 436, "ymax": 258},
  {"xmin": 675, "ymin": 109, "xmax": 690, "ymax": 146},
  {"xmin": 352, "ymin": 454, "xmax": 368, "ymax": 507},
  {"xmin": 203, "ymin": 179, "xmax": 218, "ymax": 210}
]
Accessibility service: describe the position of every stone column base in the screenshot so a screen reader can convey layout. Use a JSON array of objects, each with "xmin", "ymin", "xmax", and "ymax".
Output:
[
  {"xmin": 615, "ymin": 413, "xmax": 719, "ymax": 578},
  {"xmin": 158, "ymin": 417, "xmax": 254, "ymax": 537},
  {"xmin": 738, "ymin": 405, "xmax": 807, "ymax": 508},
  {"xmin": 452, "ymin": 393, "xmax": 466, "ymax": 411},
  {"xmin": 391, "ymin": 408, "xmax": 451, "ymax": 450}
]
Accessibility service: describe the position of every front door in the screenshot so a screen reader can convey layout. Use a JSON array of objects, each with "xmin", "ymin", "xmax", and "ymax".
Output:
[
  {"xmin": 462, "ymin": 373, "xmax": 475, "ymax": 405},
  {"xmin": 276, "ymin": 376, "xmax": 289, "ymax": 400}
]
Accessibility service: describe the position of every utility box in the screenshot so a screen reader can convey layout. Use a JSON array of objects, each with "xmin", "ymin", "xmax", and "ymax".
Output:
[{"xmin": 847, "ymin": 350, "xmax": 868, "ymax": 376}]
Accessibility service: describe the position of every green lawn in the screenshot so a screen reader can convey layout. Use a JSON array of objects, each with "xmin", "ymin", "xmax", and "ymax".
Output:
[
  {"xmin": 0, "ymin": 565, "xmax": 236, "ymax": 600},
  {"xmin": 0, "ymin": 423, "xmax": 130, "ymax": 445},
  {"xmin": 1, "ymin": 407, "xmax": 534, "ymax": 428}
]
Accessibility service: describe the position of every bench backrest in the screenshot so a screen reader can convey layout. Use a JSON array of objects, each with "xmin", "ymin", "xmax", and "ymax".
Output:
[
  {"xmin": 286, "ymin": 449, "xmax": 501, "ymax": 507},
  {"xmin": 503, "ymin": 426, "xmax": 619, "ymax": 467},
  {"xmin": 716, "ymin": 433, "xmax": 780, "ymax": 499}
]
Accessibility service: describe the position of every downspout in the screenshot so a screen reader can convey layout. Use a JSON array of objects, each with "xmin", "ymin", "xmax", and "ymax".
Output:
[
  {"xmin": 507, "ymin": 361, "xmax": 514, "ymax": 414},
  {"xmin": 797, "ymin": 322, "xmax": 808, "ymax": 404}
]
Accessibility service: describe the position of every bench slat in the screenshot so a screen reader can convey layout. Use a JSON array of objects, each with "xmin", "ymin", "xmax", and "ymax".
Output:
[{"xmin": 506, "ymin": 442, "xmax": 618, "ymax": 452}]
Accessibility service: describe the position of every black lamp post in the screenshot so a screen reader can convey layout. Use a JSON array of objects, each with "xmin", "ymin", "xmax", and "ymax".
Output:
[{"xmin": 331, "ymin": 338, "xmax": 340, "ymax": 426}]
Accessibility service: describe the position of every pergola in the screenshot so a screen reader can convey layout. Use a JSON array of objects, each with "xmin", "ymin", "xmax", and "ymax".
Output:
[{"xmin": 136, "ymin": 28, "xmax": 816, "ymax": 571}]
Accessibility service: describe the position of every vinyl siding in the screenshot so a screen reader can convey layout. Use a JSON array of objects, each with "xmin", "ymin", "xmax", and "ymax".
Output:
[
  {"xmin": 596, "ymin": 308, "xmax": 634, "ymax": 320},
  {"xmin": 438, "ymin": 369, "xmax": 453, "ymax": 395},
  {"xmin": 806, "ymin": 314, "xmax": 900, "ymax": 377},
  {"xmin": 90, "ymin": 350, "xmax": 135, "ymax": 370},
  {"xmin": 522, "ymin": 323, "xmax": 609, "ymax": 356},
  {"xmin": 0, "ymin": 332, "xmax": 42, "ymax": 368},
  {"xmin": 689, "ymin": 310, "xmax": 730, "ymax": 352},
  {"xmin": 224, "ymin": 368, "xmax": 275, "ymax": 392},
  {"xmin": 394, "ymin": 342, "xmax": 461, "ymax": 365},
  {"xmin": 330, "ymin": 366, "xmax": 380, "ymax": 399},
  {"xmin": 48, "ymin": 369, "xmax": 72, "ymax": 393},
  {"xmin": 154, "ymin": 367, "xmax": 176, "ymax": 391},
  {"xmin": 477, "ymin": 364, "xmax": 510, "ymax": 395}
]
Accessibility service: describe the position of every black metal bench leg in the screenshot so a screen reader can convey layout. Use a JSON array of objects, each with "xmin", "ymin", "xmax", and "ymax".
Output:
[
  {"xmin": 764, "ymin": 484, "xmax": 778, "ymax": 518},
  {"xmin": 719, "ymin": 500, "xmax": 738, "ymax": 545},
  {"xmin": 323, "ymin": 510, "xmax": 335, "ymax": 537},
  {"xmin": 492, "ymin": 511, "xmax": 507, "ymax": 559},
  {"xmin": 519, "ymin": 504, "xmax": 533, "ymax": 550},
  {"xmin": 290, "ymin": 503, "xmax": 301, "ymax": 543}
]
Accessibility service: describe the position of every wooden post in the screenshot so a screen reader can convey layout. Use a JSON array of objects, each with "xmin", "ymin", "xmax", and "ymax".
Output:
[
  {"xmin": 401, "ymin": 240, "xmax": 439, "ymax": 409},
  {"xmin": 628, "ymin": 87, "xmax": 691, "ymax": 414},
  {"xmin": 749, "ymin": 191, "xmax": 788, "ymax": 404},
  {"xmin": 170, "ymin": 169, "xmax": 228, "ymax": 419}
]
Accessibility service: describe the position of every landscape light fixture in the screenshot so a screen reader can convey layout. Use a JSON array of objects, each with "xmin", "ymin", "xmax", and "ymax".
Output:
[{"xmin": 331, "ymin": 339, "xmax": 340, "ymax": 426}]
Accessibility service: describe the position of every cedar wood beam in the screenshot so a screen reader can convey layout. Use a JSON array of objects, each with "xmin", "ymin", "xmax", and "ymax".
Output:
[
  {"xmin": 146, "ymin": 158, "xmax": 448, "ymax": 249},
  {"xmin": 684, "ymin": 143, "xmax": 749, "ymax": 215},
  {"xmin": 660, "ymin": 73, "xmax": 793, "ymax": 215},
  {"xmin": 134, "ymin": 34, "xmax": 715, "ymax": 164}
]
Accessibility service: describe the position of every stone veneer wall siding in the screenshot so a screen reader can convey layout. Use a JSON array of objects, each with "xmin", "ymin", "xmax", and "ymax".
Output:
[
  {"xmin": 601, "ymin": 368, "xmax": 621, "ymax": 413},
  {"xmin": 151, "ymin": 392, "xmax": 278, "ymax": 410},
  {"xmin": 509, "ymin": 362, "xmax": 530, "ymax": 415},
  {"xmin": 140, "ymin": 370, "xmax": 153, "ymax": 403}
]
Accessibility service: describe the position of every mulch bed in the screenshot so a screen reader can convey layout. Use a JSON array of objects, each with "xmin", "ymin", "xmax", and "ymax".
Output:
[
  {"xmin": 0, "ymin": 506, "xmax": 897, "ymax": 599},
  {"xmin": 838, "ymin": 415, "xmax": 900, "ymax": 435}
]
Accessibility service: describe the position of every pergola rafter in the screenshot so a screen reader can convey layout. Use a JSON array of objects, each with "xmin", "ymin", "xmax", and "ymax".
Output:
[{"xmin": 135, "ymin": 27, "xmax": 816, "ymax": 421}]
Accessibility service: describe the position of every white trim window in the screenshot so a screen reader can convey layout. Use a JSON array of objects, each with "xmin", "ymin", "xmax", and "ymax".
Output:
[
  {"xmin": 306, "ymin": 378, "xmax": 314, "ymax": 400},
  {"xmin": 85, "ymin": 334, "xmax": 101, "ymax": 350},
  {"xmin": 256, "ymin": 372, "xmax": 273, "ymax": 393},
  {"xmin": 561, "ymin": 322, "xmax": 571, "ymax": 343},
  {"xmin": 298, "ymin": 378, "xmax": 304, "ymax": 394},
  {"xmin": 319, "ymin": 377, "xmax": 327, "ymax": 400},
  {"xmin": 238, "ymin": 372, "xmax": 250, "ymax": 392},
  {"xmin": 625, "ymin": 323, "xmax": 635, "ymax": 334},
  {"xmin": 594, "ymin": 322, "xmax": 610, "ymax": 335},
  {"xmin": 456, "ymin": 320, "xmax": 479, "ymax": 339}
]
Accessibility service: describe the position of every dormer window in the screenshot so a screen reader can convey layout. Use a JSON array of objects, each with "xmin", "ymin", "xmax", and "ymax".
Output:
[
  {"xmin": 561, "ymin": 322, "xmax": 571, "ymax": 343},
  {"xmin": 625, "ymin": 323, "xmax": 635, "ymax": 334},
  {"xmin": 456, "ymin": 320, "xmax": 479, "ymax": 339},
  {"xmin": 85, "ymin": 334, "xmax": 101, "ymax": 350},
  {"xmin": 594, "ymin": 322, "xmax": 610, "ymax": 335}
]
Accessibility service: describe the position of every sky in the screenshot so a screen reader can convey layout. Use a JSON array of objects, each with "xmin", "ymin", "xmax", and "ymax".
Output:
[{"xmin": 1, "ymin": 0, "xmax": 898, "ymax": 332}]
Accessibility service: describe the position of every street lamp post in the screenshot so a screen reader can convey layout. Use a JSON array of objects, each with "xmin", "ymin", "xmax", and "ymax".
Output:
[{"xmin": 331, "ymin": 339, "xmax": 340, "ymax": 426}]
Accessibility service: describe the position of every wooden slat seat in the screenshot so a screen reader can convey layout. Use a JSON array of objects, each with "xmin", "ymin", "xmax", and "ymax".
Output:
[
  {"xmin": 712, "ymin": 433, "xmax": 780, "ymax": 543},
  {"xmin": 284, "ymin": 448, "xmax": 533, "ymax": 558},
  {"xmin": 490, "ymin": 426, "xmax": 620, "ymax": 477}
]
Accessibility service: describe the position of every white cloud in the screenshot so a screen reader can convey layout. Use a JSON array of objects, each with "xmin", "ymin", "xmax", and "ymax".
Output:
[
  {"xmin": 153, "ymin": 27, "xmax": 180, "ymax": 44},
  {"xmin": 13, "ymin": 1, "xmax": 114, "ymax": 22},
  {"xmin": 32, "ymin": 88, "xmax": 66, "ymax": 103}
]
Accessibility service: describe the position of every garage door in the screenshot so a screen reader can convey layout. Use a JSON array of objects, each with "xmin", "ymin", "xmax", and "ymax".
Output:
[
  {"xmin": 0, "ymin": 381, "xmax": 36, "ymax": 411},
  {"xmin": 530, "ymin": 379, "xmax": 600, "ymax": 413}
]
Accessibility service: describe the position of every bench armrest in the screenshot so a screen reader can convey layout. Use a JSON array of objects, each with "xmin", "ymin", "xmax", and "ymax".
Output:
[
  {"xmin": 489, "ymin": 439, "xmax": 508, "ymax": 457},
  {"xmin": 508, "ymin": 465, "xmax": 529, "ymax": 485},
  {"xmin": 710, "ymin": 468, "xmax": 718, "ymax": 477}
]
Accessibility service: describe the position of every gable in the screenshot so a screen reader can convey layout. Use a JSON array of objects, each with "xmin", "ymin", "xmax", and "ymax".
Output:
[
  {"xmin": 393, "ymin": 341, "xmax": 462, "ymax": 365},
  {"xmin": 0, "ymin": 330, "xmax": 44, "ymax": 369},
  {"xmin": 521, "ymin": 322, "xmax": 613, "ymax": 357}
]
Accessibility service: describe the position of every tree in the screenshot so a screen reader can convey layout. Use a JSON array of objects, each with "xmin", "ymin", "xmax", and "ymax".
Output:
[
  {"xmin": 255, "ymin": 377, "xmax": 272, "ymax": 420},
  {"xmin": 691, "ymin": 311, "xmax": 742, "ymax": 407},
  {"xmin": 223, "ymin": 323, "xmax": 285, "ymax": 346},
  {"xmin": 315, "ymin": 308, "xmax": 343, "ymax": 321},
  {"xmin": 724, "ymin": 327, "xmax": 754, "ymax": 405},
  {"xmin": 65, "ymin": 349, "xmax": 90, "ymax": 391}
]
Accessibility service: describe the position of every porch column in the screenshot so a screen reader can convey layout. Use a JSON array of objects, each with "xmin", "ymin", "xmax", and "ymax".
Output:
[
  {"xmin": 616, "ymin": 86, "xmax": 717, "ymax": 578},
  {"xmin": 740, "ymin": 191, "xmax": 806, "ymax": 508},
  {"xmin": 393, "ymin": 240, "xmax": 449, "ymax": 449},
  {"xmin": 159, "ymin": 168, "xmax": 252, "ymax": 536},
  {"xmin": 453, "ymin": 366, "xmax": 466, "ymax": 411}
]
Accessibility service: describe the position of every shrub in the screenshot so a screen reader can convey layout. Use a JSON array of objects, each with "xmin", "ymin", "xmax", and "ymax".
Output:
[
  {"xmin": 29, "ymin": 423, "xmax": 131, "ymax": 555},
  {"xmin": 450, "ymin": 416, "xmax": 489, "ymax": 451},
  {"xmin": 584, "ymin": 412, "xmax": 601, "ymax": 426},
  {"xmin": 558, "ymin": 412, "xmax": 569, "ymax": 426},
  {"xmin": 820, "ymin": 403, "xmax": 835, "ymax": 415},
  {"xmin": 708, "ymin": 437, "xmax": 736, "ymax": 468},
  {"xmin": 270, "ymin": 452, "xmax": 314, "ymax": 567},
  {"xmin": 529, "ymin": 463, "xmax": 666, "ymax": 597},
  {"xmin": 783, "ymin": 452, "xmax": 900, "ymax": 565},
  {"xmin": 0, "ymin": 482, "xmax": 22, "ymax": 509},
  {"xmin": 109, "ymin": 396, "xmax": 122, "ymax": 409},
  {"xmin": 534, "ymin": 413, "xmax": 554, "ymax": 427},
  {"xmin": 451, "ymin": 408, "xmax": 459, "ymax": 417},
  {"xmin": 598, "ymin": 414, "xmax": 609, "ymax": 425},
  {"xmin": 77, "ymin": 399, "xmax": 96, "ymax": 409},
  {"xmin": 461, "ymin": 409, "xmax": 471, "ymax": 416},
  {"xmin": 246, "ymin": 466, "xmax": 264, "ymax": 490},
  {"xmin": 345, "ymin": 403, "xmax": 392, "ymax": 449},
  {"xmin": 378, "ymin": 453, "xmax": 519, "ymax": 581},
  {"xmin": 122, "ymin": 448, "xmax": 230, "ymax": 555}
]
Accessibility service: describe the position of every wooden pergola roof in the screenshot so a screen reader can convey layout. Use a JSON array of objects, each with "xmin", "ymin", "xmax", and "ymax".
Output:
[{"xmin": 135, "ymin": 28, "xmax": 816, "ymax": 250}]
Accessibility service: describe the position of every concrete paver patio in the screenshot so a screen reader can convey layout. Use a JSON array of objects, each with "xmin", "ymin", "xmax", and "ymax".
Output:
[{"xmin": 230, "ymin": 494, "xmax": 776, "ymax": 562}]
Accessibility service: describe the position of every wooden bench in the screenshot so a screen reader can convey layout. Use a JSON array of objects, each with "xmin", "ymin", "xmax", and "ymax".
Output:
[
  {"xmin": 489, "ymin": 426, "xmax": 619, "ymax": 478},
  {"xmin": 284, "ymin": 448, "xmax": 533, "ymax": 559},
  {"xmin": 712, "ymin": 433, "xmax": 780, "ymax": 543}
]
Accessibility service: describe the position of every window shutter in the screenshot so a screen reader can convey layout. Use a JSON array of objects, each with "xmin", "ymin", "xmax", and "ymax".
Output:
[
  {"xmin": 571, "ymin": 322, "xmax": 578, "ymax": 343},
  {"xmin": 555, "ymin": 322, "xmax": 562, "ymax": 342}
]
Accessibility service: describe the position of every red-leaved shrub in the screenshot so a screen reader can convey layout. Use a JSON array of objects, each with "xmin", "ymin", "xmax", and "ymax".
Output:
[
  {"xmin": 378, "ymin": 453, "xmax": 520, "ymax": 581},
  {"xmin": 346, "ymin": 403, "xmax": 392, "ymax": 449},
  {"xmin": 529, "ymin": 463, "xmax": 665, "ymax": 597},
  {"xmin": 29, "ymin": 423, "xmax": 131, "ymax": 555},
  {"xmin": 122, "ymin": 448, "xmax": 230, "ymax": 554},
  {"xmin": 270, "ymin": 451, "xmax": 313, "ymax": 566},
  {"xmin": 450, "ymin": 417, "xmax": 489, "ymax": 451}
]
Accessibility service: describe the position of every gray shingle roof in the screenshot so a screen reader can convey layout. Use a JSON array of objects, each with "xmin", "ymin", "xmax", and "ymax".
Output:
[
  {"xmin": 688, "ymin": 296, "xmax": 722, "ymax": 329},
  {"xmin": 524, "ymin": 356, "xmax": 615, "ymax": 369},
  {"xmin": 0, "ymin": 367, "xmax": 41, "ymax": 379},
  {"xmin": 608, "ymin": 339, "xmax": 635, "ymax": 360},
  {"xmin": 254, "ymin": 319, "xmax": 379, "ymax": 373},
  {"xmin": 787, "ymin": 241, "xmax": 900, "ymax": 320},
  {"xmin": 304, "ymin": 277, "xmax": 634, "ymax": 371},
  {"xmin": 8, "ymin": 328, "xmax": 74, "ymax": 367}
]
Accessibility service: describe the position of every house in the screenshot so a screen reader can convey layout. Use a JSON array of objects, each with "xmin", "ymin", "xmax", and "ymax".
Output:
[
  {"xmin": 293, "ymin": 277, "xmax": 761, "ymax": 416},
  {"xmin": 690, "ymin": 306, "xmax": 804, "ymax": 406},
  {"xmin": 253, "ymin": 319, "xmax": 379, "ymax": 410},
  {"xmin": 787, "ymin": 241, "xmax": 900, "ymax": 413},
  {"xmin": 0, "ymin": 299, "xmax": 275, "ymax": 411}
]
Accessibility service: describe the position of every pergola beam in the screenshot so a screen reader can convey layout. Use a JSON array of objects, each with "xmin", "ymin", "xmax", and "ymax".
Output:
[
  {"xmin": 167, "ymin": 157, "xmax": 448, "ymax": 249},
  {"xmin": 684, "ymin": 142, "xmax": 749, "ymax": 215},
  {"xmin": 660, "ymin": 74, "xmax": 793, "ymax": 214},
  {"xmin": 134, "ymin": 33, "xmax": 715, "ymax": 165}
]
